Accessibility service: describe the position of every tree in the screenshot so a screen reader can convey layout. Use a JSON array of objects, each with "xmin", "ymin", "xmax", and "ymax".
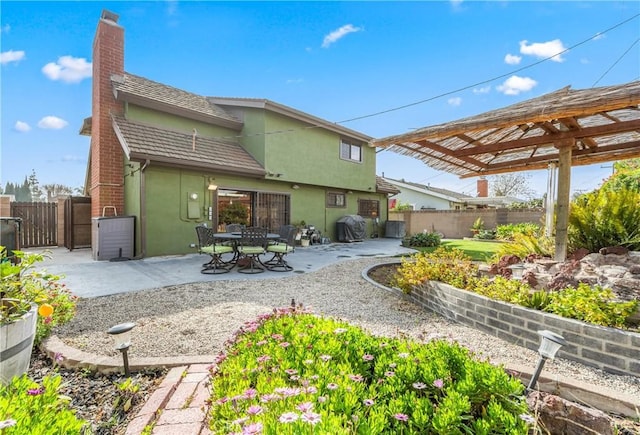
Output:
[
  {"xmin": 489, "ymin": 173, "xmax": 536, "ymax": 199},
  {"xmin": 41, "ymin": 184, "xmax": 74, "ymax": 202},
  {"xmin": 600, "ymin": 158, "xmax": 640, "ymax": 193},
  {"xmin": 28, "ymin": 169, "xmax": 43, "ymax": 202}
]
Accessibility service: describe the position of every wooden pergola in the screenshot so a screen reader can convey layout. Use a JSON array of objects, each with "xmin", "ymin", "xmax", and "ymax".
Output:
[{"xmin": 372, "ymin": 81, "xmax": 640, "ymax": 260}]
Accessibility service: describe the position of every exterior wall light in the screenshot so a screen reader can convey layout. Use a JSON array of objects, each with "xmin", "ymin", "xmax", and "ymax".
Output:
[
  {"xmin": 292, "ymin": 185, "xmax": 300, "ymax": 190},
  {"xmin": 190, "ymin": 193, "xmax": 199, "ymax": 200},
  {"xmin": 107, "ymin": 322, "xmax": 136, "ymax": 377},
  {"xmin": 527, "ymin": 329, "xmax": 566, "ymax": 392}
]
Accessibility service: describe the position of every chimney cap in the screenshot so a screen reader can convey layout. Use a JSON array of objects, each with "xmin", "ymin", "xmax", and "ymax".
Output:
[{"xmin": 101, "ymin": 10, "xmax": 119, "ymax": 23}]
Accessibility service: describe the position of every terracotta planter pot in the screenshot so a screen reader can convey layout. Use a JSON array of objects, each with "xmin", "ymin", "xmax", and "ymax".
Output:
[{"xmin": 0, "ymin": 299, "xmax": 38, "ymax": 386}]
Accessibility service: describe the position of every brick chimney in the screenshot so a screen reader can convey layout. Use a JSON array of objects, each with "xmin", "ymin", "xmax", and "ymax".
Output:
[
  {"xmin": 477, "ymin": 177, "xmax": 488, "ymax": 197},
  {"xmin": 90, "ymin": 10, "xmax": 125, "ymax": 217}
]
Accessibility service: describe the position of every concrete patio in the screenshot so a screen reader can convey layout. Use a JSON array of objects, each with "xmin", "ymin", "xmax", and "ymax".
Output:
[{"xmin": 29, "ymin": 238, "xmax": 415, "ymax": 298}]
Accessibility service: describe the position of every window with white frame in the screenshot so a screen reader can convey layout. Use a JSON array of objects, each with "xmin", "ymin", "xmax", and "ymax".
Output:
[{"xmin": 340, "ymin": 139, "xmax": 362, "ymax": 163}]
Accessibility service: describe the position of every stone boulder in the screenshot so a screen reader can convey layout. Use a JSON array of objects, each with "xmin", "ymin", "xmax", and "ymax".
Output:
[{"xmin": 527, "ymin": 392, "xmax": 614, "ymax": 435}]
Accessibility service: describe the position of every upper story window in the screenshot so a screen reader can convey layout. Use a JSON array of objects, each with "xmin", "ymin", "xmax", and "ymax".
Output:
[
  {"xmin": 327, "ymin": 192, "xmax": 346, "ymax": 208},
  {"xmin": 340, "ymin": 139, "xmax": 362, "ymax": 163}
]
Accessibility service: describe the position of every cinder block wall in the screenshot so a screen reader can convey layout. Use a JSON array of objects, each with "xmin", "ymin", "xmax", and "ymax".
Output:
[
  {"xmin": 388, "ymin": 209, "xmax": 544, "ymax": 239},
  {"xmin": 387, "ymin": 278, "xmax": 639, "ymax": 377}
]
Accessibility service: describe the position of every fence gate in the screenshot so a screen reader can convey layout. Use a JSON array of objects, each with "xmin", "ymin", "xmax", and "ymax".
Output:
[
  {"xmin": 10, "ymin": 202, "xmax": 57, "ymax": 248},
  {"xmin": 64, "ymin": 196, "xmax": 92, "ymax": 250}
]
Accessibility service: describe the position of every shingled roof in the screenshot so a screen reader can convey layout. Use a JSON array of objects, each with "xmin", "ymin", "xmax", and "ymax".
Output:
[
  {"xmin": 375, "ymin": 176, "xmax": 400, "ymax": 194},
  {"xmin": 372, "ymin": 81, "xmax": 640, "ymax": 178},
  {"xmin": 111, "ymin": 73, "xmax": 243, "ymax": 129},
  {"xmin": 112, "ymin": 116, "xmax": 265, "ymax": 176}
]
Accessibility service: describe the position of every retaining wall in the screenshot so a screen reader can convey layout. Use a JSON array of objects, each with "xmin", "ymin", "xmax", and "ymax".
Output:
[{"xmin": 387, "ymin": 277, "xmax": 639, "ymax": 377}]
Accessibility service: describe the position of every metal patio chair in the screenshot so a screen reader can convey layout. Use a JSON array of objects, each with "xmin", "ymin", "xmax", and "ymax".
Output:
[
  {"xmin": 195, "ymin": 225, "xmax": 235, "ymax": 274},
  {"xmin": 265, "ymin": 225, "xmax": 297, "ymax": 272},
  {"xmin": 236, "ymin": 226, "xmax": 268, "ymax": 274}
]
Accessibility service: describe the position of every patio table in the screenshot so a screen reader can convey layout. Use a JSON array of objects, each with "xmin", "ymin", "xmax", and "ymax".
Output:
[{"xmin": 212, "ymin": 232, "xmax": 281, "ymax": 269}]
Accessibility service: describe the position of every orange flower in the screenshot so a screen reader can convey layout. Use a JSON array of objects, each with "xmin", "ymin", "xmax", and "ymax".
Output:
[{"xmin": 38, "ymin": 303, "xmax": 54, "ymax": 317}]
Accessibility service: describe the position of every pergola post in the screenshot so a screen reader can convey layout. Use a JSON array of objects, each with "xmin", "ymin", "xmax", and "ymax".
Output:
[{"xmin": 554, "ymin": 141, "xmax": 573, "ymax": 261}]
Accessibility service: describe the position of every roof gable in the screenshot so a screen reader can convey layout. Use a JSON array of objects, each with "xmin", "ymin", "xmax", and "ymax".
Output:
[{"xmin": 381, "ymin": 177, "xmax": 466, "ymax": 202}]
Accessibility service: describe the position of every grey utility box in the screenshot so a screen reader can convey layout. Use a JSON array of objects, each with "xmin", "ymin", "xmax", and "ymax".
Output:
[
  {"xmin": 92, "ymin": 216, "xmax": 135, "ymax": 261},
  {"xmin": 385, "ymin": 220, "xmax": 406, "ymax": 239}
]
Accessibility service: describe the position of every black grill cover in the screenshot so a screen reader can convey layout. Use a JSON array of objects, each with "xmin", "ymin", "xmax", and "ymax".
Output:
[{"xmin": 336, "ymin": 215, "xmax": 366, "ymax": 242}]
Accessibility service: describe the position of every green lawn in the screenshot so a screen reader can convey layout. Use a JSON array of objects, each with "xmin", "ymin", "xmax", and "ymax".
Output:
[{"xmin": 415, "ymin": 239, "xmax": 505, "ymax": 262}]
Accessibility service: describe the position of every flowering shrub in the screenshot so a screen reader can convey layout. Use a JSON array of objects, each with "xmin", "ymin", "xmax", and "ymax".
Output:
[
  {"xmin": 208, "ymin": 307, "xmax": 531, "ymax": 434},
  {"xmin": 394, "ymin": 248, "xmax": 638, "ymax": 328},
  {"xmin": 0, "ymin": 372, "xmax": 87, "ymax": 433},
  {"xmin": 0, "ymin": 248, "xmax": 77, "ymax": 345},
  {"xmin": 392, "ymin": 247, "xmax": 478, "ymax": 292}
]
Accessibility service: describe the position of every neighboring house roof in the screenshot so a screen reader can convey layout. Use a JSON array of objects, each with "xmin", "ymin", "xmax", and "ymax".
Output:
[
  {"xmin": 381, "ymin": 177, "xmax": 467, "ymax": 203},
  {"xmin": 209, "ymin": 97, "xmax": 372, "ymax": 143},
  {"xmin": 111, "ymin": 115, "xmax": 265, "ymax": 177},
  {"xmin": 375, "ymin": 176, "xmax": 401, "ymax": 195},
  {"xmin": 112, "ymin": 73, "xmax": 244, "ymax": 130},
  {"xmin": 464, "ymin": 196, "xmax": 525, "ymax": 207}
]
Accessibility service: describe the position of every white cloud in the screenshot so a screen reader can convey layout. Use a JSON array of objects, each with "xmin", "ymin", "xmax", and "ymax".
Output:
[
  {"xmin": 1, "ymin": 24, "xmax": 10, "ymax": 33},
  {"xmin": 322, "ymin": 24, "xmax": 363, "ymax": 48},
  {"xmin": 473, "ymin": 86, "xmax": 491, "ymax": 95},
  {"xmin": 286, "ymin": 78, "xmax": 304, "ymax": 84},
  {"xmin": 37, "ymin": 116, "xmax": 68, "ymax": 129},
  {"xmin": 1, "ymin": 50, "xmax": 25, "ymax": 65},
  {"xmin": 504, "ymin": 53, "xmax": 521, "ymax": 65},
  {"xmin": 448, "ymin": 97, "xmax": 462, "ymax": 107},
  {"xmin": 42, "ymin": 55, "xmax": 92, "ymax": 83},
  {"xmin": 496, "ymin": 75, "xmax": 537, "ymax": 95},
  {"xmin": 519, "ymin": 39, "xmax": 567, "ymax": 62},
  {"xmin": 14, "ymin": 121, "xmax": 31, "ymax": 132}
]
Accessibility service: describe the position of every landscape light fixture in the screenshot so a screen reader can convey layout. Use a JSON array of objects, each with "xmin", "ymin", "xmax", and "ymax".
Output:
[
  {"xmin": 107, "ymin": 322, "xmax": 136, "ymax": 377},
  {"xmin": 527, "ymin": 330, "xmax": 566, "ymax": 392},
  {"xmin": 508, "ymin": 263, "xmax": 525, "ymax": 280}
]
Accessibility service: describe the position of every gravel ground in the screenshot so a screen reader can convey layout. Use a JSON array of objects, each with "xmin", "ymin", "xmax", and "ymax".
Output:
[{"xmin": 54, "ymin": 257, "xmax": 640, "ymax": 400}]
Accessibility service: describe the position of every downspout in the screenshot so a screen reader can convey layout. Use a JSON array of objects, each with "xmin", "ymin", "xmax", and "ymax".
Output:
[{"xmin": 138, "ymin": 159, "xmax": 150, "ymax": 259}]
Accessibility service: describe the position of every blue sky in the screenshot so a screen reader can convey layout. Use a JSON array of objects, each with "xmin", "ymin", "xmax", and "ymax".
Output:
[{"xmin": 1, "ymin": 1, "xmax": 639, "ymax": 197}]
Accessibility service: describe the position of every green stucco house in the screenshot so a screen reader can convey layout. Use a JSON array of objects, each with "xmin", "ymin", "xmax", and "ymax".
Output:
[{"xmin": 82, "ymin": 10, "xmax": 397, "ymax": 258}]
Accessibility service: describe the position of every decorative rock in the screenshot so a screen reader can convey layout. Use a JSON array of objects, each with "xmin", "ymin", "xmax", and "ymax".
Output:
[
  {"xmin": 599, "ymin": 246, "xmax": 629, "ymax": 256},
  {"xmin": 527, "ymin": 392, "xmax": 614, "ymax": 435},
  {"xmin": 570, "ymin": 248, "xmax": 590, "ymax": 261}
]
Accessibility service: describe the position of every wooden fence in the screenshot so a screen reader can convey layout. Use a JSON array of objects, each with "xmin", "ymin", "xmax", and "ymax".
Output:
[{"xmin": 9, "ymin": 202, "xmax": 58, "ymax": 248}]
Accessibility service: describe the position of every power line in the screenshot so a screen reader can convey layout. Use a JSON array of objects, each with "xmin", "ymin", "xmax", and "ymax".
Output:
[
  {"xmin": 337, "ymin": 13, "xmax": 640, "ymax": 124},
  {"xmin": 592, "ymin": 38, "xmax": 640, "ymax": 87}
]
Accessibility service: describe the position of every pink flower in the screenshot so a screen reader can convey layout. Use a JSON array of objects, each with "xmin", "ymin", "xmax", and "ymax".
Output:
[
  {"xmin": 243, "ymin": 388, "xmax": 258, "ymax": 399},
  {"xmin": 317, "ymin": 395, "xmax": 327, "ymax": 403},
  {"xmin": 301, "ymin": 412, "xmax": 321, "ymax": 425},
  {"xmin": 27, "ymin": 387, "xmax": 44, "ymax": 396},
  {"xmin": 296, "ymin": 402, "xmax": 313, "ymax": 412},
  {"xmin": 246, "ymin": 405, "xmax": 263, "ymax": 415},
  {"xmin": 279, "ymin": 342, "xmax": 291, "ymax": 348},
  {"xmin": 394, "ymin": 413, "xmax": 409, "ymax": 422},
  {"xmin": 242, "ymin": 422, "xmax": 263, "ymax": 434},
  {"xmin": 384, "ymin": 371, "xmax": 395, "ymax": 377},
  {"xmin": 284, "ymin": 369, "xmax": 298, "ymax": 375},
  {"xmin": 320, "ymin": 354, "xmax": 332, "ymax": 362},
  {"xmin": 278, "ymin": 412, "xmax": 299, "ymax": 423},
  {"xmin": 256, "ymin": 355, "xmax": 271, "ymax": 363},
  {"xmin": 363, "ymin": 399, "xmax": 375, "ymax": 406},
  {"xmin": 349, "ymin": 374, "xmax": 364, "ymax": 382},
  {"xmin": 271, "ymin": 333, "xmax": 284, "ymax": 340},
  {"xmin": 327, "ymin": 383, "xmax": 338, "ymax": 390},
  {"xmin": 362, "ymin": 354, "xmax": 374, "ymax": 361},
  {"xmin": 433, "ymin": 379, "xmax": 444, "ymax": 389}
]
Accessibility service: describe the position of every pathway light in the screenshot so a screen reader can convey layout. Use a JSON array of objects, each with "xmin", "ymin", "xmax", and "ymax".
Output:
[
  {"xmin": 527, "ymin": 330, "xmax": 566, "ymax": 392},
  {"xmin": 107, "ymin": 322, "xmax": 136, "ymax": 377}
]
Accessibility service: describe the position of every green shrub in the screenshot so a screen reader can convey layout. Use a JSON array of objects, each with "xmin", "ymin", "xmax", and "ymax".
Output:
[
  {"xmin": 495, "ymin": 223, "xmax": 541, "ymax": 241},
  {"xmin": 474, "ymin": 229, "xmax": 496, "ymax": 240},
  {"xmin": 1, "ymin": 248, "xmax": 77, "ymax": 345},
  {"xmin": 545, "ymin": 284, "xmax": 638, "ymax": 328},
  {"xmin": 208, "ymin": 307, "xmax": 530, "ymax": 434},
  {"xmin": 0, "ymin": 373, "xmax": 87, "ymax": 433},
  {"xmin": 401, "ymin": 231, "xmax": 441, "ymax": 248},
  {"xmin": 568, "ymin": 188, "xmax": 640, "ymax": 252},
  {"xmin": 392, "ymin": 247, "xmax": 477, "ymax": 292},
  {"xmin": 491, "ymin": 233, "xmax": 555, "ymax": 264},
  {"xmin": 394, "ymin": 248, "xmax": 637, "ymax": 329}
]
